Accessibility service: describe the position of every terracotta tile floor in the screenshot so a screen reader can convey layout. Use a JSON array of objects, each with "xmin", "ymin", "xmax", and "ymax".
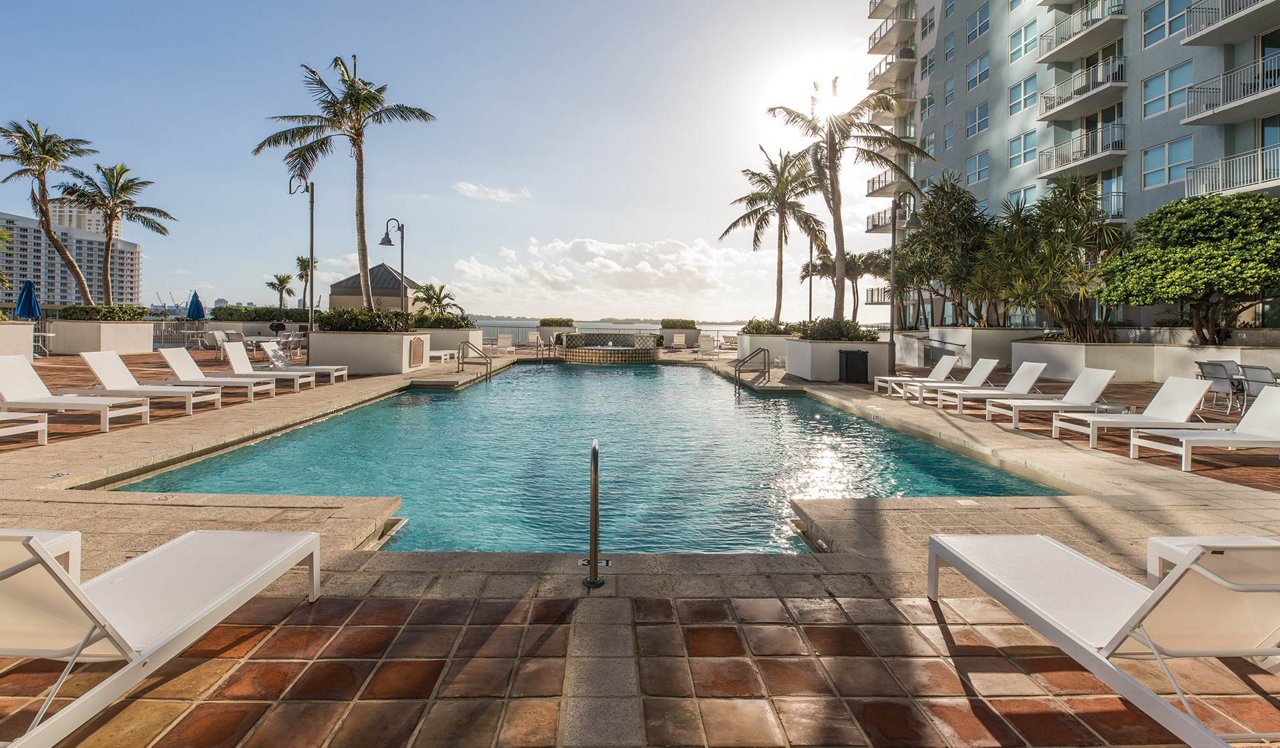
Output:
[{"xmin": 5, "ymin": 593, "xmax": 1277, "ymax": 746}]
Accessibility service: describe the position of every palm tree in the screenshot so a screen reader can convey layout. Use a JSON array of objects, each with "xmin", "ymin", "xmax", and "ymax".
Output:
[
  {"xmin": 769, "ymin": 80, "xmax": 930, "ymax": 320},
  {"xmin": 0, "ymin": 120, "xmax": 98, "ymax": 304},
  {"xmin": 266, "ymin": 273, "xmax": 296, "ymax": 309},
  {"xmin": 799, "ymin": 249, "xmax": 874, "ymax": 322},
  {"xmin": 295, "ymin": 256, "xmax": 316, "ymax": 309},
  {"xmin": 0, "ymin": 228, "xmax": 10, "ymax": 289},
  {"xmin": 56, "ymin": 164, "xmax": 174, "ymax": 305},
  {"xmin": 253, "ymin": 56, "xmax": 435, "ymax": 310},
  {"xmin": 720, "ymin": 147, "xmax": 824, "ymax": 325},
  {"xmin": 412, "ymin": 282, "xmax": 462, "ymax": 315}
]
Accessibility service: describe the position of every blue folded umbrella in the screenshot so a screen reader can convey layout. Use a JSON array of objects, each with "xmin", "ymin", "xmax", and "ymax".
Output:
[
  {"xmin": 14, "ymin": 280, "xmax": 40, "ymax": 320},
  {"xmin": 186, "ymin": 291, "xmax": 206, "ymax": 321}
]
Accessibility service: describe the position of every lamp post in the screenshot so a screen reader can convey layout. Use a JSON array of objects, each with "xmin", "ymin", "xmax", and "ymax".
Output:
[
  {"xmin": 807, "ymin": 237, "xmax": 814, "ymax": 322},
  {"xmin": 379, "ymin": 219, "xmax": 406, "ymax": 312},
  {"xmin": 887, "ymin": 192, "xmax": 921, "ymax": 376},
  {"xmin": 289, "ymin": 175, "xmax": 314, "ymax": 364}
]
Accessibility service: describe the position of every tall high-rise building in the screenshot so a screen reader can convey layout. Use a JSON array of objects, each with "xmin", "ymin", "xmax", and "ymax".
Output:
[
  {"xmin": 865, "ymin": 0, "xmax": 1279, "ymax": 225},
  {"xmin": 0, "ymin": 212, "xmax": 141, "ymax": 306},
  {"xmin": 47, "ymin": 202, "xmax": 121, "ymax": 238}
]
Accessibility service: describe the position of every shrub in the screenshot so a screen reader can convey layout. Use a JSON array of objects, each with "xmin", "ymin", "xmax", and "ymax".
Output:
[
  {"xmin": 739, "ymin": 318, "xmax": 789, "ymax": 335},
  {"xmin": 413, "ymin": 311, "xmax": 476, "ymax": 329},
  {"xmin": 660, "ymin": 318, "xmax": 697, "ymax": 329},
  {"xmin": 794, "ymin": 317, "xmax": 880, "ymax": 341},
  {"xmin": 59, "ymin": 304, "xmax": 148, "ymax": 321},
  {"xmin": 0, "ymin": 310, "xmax": 7, "ymax": 321},
  {"xmin": 539, "ymin": 317, "xmax": 574, "ymax": 327},
  {"xmin": 315, "ymin": 308, "xmax": 411, "ymax": 332},
  {"xmin": 210, "ymin": 305, "xmax": 310, "ymax": 323}
]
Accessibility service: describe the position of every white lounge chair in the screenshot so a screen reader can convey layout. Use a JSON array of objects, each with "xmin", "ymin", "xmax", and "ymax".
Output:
[
  {"xmin": 721, "ymin": 335, "xmax": 738, "ymax": 350},
  {"xmin": 0, "ymin": 412, "xmax": 47, "ymax": 445},
  {"xmin": 0, "ymin": 355, "xmax": 149, "ymax": 433},
  {"xmin": 494, "ymin": 334, "xmax": 514, "ymax": 353},
  {"xmin": 257, "ymin": 341, "xmax": 347, "ymax": 383},
  {"xmin": 1131, "ymin": 386, "xmax": 1280, "ymax": 471},
  {"xmin": 157, "ymin": 348, "xmax": 276, "ymax": 402},
  {"xmin": 670, "ymin": 333, "xmax": 687, "ymax": 350},
  {"xmin": 1053, "ymin": 376, "xmax": 1213, "ymax": 449},
  {"xmin": 934, "ymin": 361, "xmax": 1048, "ymax": 413},
  {"xmin": 68, "ymin": 351, "xmax": 222, "ymax": 416},
  {"xmin": 223, "ymin": 342, "xmax": 315, "ymax": 392},
  {"xmin": 899, "ymin": 358, "xmax": 998, "ymax": 404},
  {"xmin": 695, "ymin": 337, "xmax": 722, "ymax": 360},
  {"xmin": 873, "ymin": 355, "xmax": 958, "ymax": 394},
  {"xmin": 985, "ymin": 367, "xmax": 1117, "ymax": 429},
  {"xmin": 0, "ymin": 530, "xmax": 319, "ymax": 747},
  {"xmin": 929, "ymin": 533, "xmax": 1280, "ymax": 747}
]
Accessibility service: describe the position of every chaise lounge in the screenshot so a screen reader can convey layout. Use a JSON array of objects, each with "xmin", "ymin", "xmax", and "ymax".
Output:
[
  {"xmin": 0, "ymin": 355, "xmax": 149, "ymax": 433},
  {"xmin": 69, "ymin": 351, "xmax": 222, "ymax": 416},
  {"xmin": 158, "ymin": 348, "xmax": 277, "ymax": 402},
  {"xmin": 1130, "ymin": 386, "xmax": 1280, "ymax": 470}
]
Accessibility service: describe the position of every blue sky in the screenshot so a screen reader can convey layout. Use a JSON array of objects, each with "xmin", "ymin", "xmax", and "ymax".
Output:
[{"xmin": 3, "ymin": 0, "xmax": 889, "ymax": 322}]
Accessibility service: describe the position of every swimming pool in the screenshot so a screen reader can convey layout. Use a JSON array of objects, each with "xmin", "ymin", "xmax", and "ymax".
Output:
[{"xmin": 121, "ymin": 365, "xmax": 1057, "ymax": 553}]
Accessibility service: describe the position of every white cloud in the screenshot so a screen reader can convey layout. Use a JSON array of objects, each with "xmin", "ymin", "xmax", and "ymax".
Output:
[
  {"xmin": 498, "ymin": 248, "xmax": 517, "ymax": 262},
  {"xmin": 452, "ymin": 182, "xmax": 532, "ymax": 203},
  {"xmin": 313, "ymin": 270, "xmax": 347, "ymax": 284},
  {"xmin": 320, "ymin": 253, "xmax": 358, "ymax": 269},
  {"xmin": 192, "ymin": 282, "xmax": 214, "ymax": 290}
]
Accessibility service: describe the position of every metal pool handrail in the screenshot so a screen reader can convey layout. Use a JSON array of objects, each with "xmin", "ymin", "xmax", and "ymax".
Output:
[
  {"xmin": 733, "ymin": 348, "xmax": 772, "ymax": 388},
  {"xmin": 457, "ymin": 340, "xmax": 492, "ymax": 381},
  {"xmin": 583, "ymin": 440, "xmax": 605, "ymax": 589}
]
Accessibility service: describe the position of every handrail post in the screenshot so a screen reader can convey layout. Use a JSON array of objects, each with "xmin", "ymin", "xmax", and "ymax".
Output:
[{"xmin": 583, "ymin": 440, "xmax": 605, "ymax": 589}]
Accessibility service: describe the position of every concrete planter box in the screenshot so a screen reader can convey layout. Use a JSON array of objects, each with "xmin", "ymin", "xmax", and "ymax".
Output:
[
  {"xmin": 48, "ymin": 320, "xmax": 153, "ymax": 355},
  {"xmin": 919, "ymin": 327, "xmax": 1043, "ymax": 367},
  {"xmin": 785, "ymin": 339, "xmax": 891, "ymax": 382},
  {"xmin": 207, "ymin": 320, "xmax": 310, "ymax": 336},
  {"xmin": 0, "ymin": 322, "xmax": 35, "ymax": 361},
  {"xmin": 1012, "ymin": 340, "xmax": 1280, "ymax": 382},
  {"xmin": 737, "ymin": 333, "xmax": 794, "ymax": 363},
  {"xmin": 413, "ymin": 328, "xmax": 482, "ymax": 354},
  {"xmin": 537, "ymin": 325, "xmax": 575, "ymax": 345},
  {"xmin": 660, "ymin": 327, "xmax": 700, "ymax": 348},
  {"xmin": 309, "ymin": 331, "xmax": 431, "ymax": 375}
]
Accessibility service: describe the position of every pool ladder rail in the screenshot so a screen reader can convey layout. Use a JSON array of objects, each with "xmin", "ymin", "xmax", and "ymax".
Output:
[
  {"xmin": 733, "ymin": 348, "xmax": 772, "ymax": 388},
  {"xmin": 583, "ymin": 439, "xmax": 605, "ymax": 589},
  {"xmin": 457, "ymin": 340, "xmax": 493, "ymax": 381}
]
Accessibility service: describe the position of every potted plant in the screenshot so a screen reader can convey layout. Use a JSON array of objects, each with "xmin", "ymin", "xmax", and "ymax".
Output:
[
  {"xmin": 658, "ymin": 318, "xmax": 700, "ymax": 349},
  {"xmin": 737, "ymin": 318, "xmax": 795, "ymax": 364},
  {"xmin": 413, "ymin": 310, "xmax": 482, "ymax": 353},
  {"xmin": 48, "ymin": 305, "xmax": 154, "ymax": 355},
  {"xmin": 309, "ymin": 308, "xmax": 428, "ymax": 375},
  {"xmin": 537, "ymin": 317, "xmax": 576, "ymax": 345},
  {"xmin": 785, "ymin": 318, "xmax": 889, "ymax": 382},
  {"xmin": 207, "ymin": 305, "xmax": 311, "ymax": 336}
]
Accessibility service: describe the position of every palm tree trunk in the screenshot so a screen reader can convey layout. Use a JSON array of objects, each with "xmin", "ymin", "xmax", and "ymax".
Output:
[
  {"xmin": 353, "ymin": 141, "xmax": 374, "ymax": 310},
  {"xmin": 101, "ymin": 219, "xmax": 115, "ymax": 306},
  {"xmin": 827, "ymin": 144, "xmax": 845, "ymax": 321},
  {"xmin": 848, "ymin": 274, "xmax": 860, "ymax": 323},
  {"xmin": 35, "ymin": 177, "xmax": 95, "ymax": 305},
  {"xmin": 773, "ymin": 218, "xmax": 785, "ymax": 325}
]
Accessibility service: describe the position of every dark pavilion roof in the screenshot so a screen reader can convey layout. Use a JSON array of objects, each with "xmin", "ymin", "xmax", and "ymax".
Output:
[{"xmin": 329, "ymin": 263, "xmax": 418, "ymax": 296}]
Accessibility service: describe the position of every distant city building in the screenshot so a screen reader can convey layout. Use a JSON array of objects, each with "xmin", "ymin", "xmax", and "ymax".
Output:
[
  {"xmin": 48, "ymin": 202, "xmax": 120, "ymax": 238},
  {"xmin": 329, "ymin": 262, "xmax": 423, "ymax": 312},
  {"xmin": 0, "ymin": 211, "xmax": 141, "ymax": 307},
  {"xmin": 213, "ymin": 298, "xmax": 229, "ymax": 308}
]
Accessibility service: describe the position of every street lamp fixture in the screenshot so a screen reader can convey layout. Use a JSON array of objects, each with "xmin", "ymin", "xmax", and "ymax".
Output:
[
  {"xmin": 380, "ymin": 218, "xmax": 406, "ymax": 312},
  {"xmin": 887, "ymin": 192, "xmax": 920, "ymax": 376},
  {"xmin": 289, "ymin": 175, "xmax": 315, "ymax": 363}
]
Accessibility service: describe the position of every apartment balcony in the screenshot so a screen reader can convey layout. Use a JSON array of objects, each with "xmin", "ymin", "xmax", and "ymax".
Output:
[
  {"xmin": 1184, "ymin": 0, "xmax": 1280, "ymax": 44},
  {"xmin": 1182, "ymin": 52, "xmax": 1280, "ymax": 125},
  {"xmin": 1185, "ymin": 145, "xmax": 1280, "ymax": 196},
  {"xmin": 866, "ymin": 286, "xmax": 893, "ymax": 305},
  {"xmin": 1038, "ymin": 58, "xmax": 1127, "ymax": 121},
  {"xmin": 869, "ymin": 0, "xmax": 905, "ymax": 19},
  {"xmin": 867, "ymin": 167, "xmax": 911, "ymax": 197},
  {"xmin": 1038, "ymin": 124, "xmax": 1127, "ymax": 177},
  {"xmin": 867, "ymin": 208, "xmax": 895, "ymax": 233},
  {"xmin": 869, "ymin": 3, "xmax": 918, "ymax": 54},
  {"xmin": 1097, "ymin": 191, "xmax": 1126, "ymax": 221},
  {"xmin": 1036, "ymin": 0, "xmax": 1127, "ymax": 64},
  {"xmin": 868, "ymin": 50, "xmax": 917, "ymax": 89},
  {"xmin": 869, "ymin": 89, "xmax": 917, "ymax": 125}
]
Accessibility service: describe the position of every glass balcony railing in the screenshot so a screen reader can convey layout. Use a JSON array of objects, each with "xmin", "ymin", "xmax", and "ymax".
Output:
[
  {"xmin": 868, "ymin": 3, "xmax": 918, "ymax": 52},
  {"xmin": 867, "ymin": 208, "xmax": 895, "ymax": 232},
  {"xmin": 1185, "ymin": 51, "xmax": 1280, "ymax": 118},
  {"xmin": 1185, "ymin": 145, "xmax": 1280, "ymax": 196},
  {"xmin": 1040, "ymin": 57, "xmax": 1126, "ymax": 116}
]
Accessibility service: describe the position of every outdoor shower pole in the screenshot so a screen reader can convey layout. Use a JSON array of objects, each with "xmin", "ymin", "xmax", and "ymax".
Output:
[
  {"xmin": 808, "ymin": 237, "xmax": 814, "ymax": 322},
  {"xmin": 583, "ymin": 440, "xmax": 604, "ymax": 589}
]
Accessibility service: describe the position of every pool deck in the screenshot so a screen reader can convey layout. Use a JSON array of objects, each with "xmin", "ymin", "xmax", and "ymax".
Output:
[{"xmin": 2, "ymin": 350, "xmax": 1279, "ymax": 746}]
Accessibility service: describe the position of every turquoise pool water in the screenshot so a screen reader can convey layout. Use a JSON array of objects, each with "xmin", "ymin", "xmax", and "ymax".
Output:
[{"xmin": 122, "ymin": 365, "xmax": 1056, "ymax": 553}]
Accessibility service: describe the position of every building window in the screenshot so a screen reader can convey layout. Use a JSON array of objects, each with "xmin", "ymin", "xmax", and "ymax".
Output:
[
  {"xmin": 1143, "ymin": 0, "xmax": 1188, "ymax": 47},
  {"xmin": 945, "ymin": 0, "xmax": 955, "ymax": 15},
  {"xmin": 921, "ymin": 8, "xmax": 936, "ymax": 37},
  {"xmin": 920, "ymin": 50, "xmax": 936, "ymax": 80},
  {"xmin": 1008, "ymin": 130, "xmax": 1037, "ymax": 167},
  {"xmin": 967, "ymin": 151, "xmax": 990, "ymax": 184},
  {"xmin": 967, "ymin": 3, "xmax": 990, "ymax": 42},
  {"xmin": 1009, "ymin": 20, "xmax": 1037, "ymax": 62},
  {"xmin": 1142, "ymin": 61, "xmax": 1193, "ymax": 117},
  {"xmin": 924, "ymin": 132, "xmax": 936, "ymax": 157},
  {"xmin": 944, "ymin": 77, "xmax": 955, "ymax": 106},
  {"xmin": 1011, "ymin": 0, "xmax": 1023, "ymax": 8},
  {"xmin": 920, "ymin": 91, "xmax": 936, "ymax": 120},
  {"xmin": 1008, "ymin": 75, "xmax": 1037, "ymax": 115},
  {"xmin": 944, "ymin": 33, "xmax": 955, "ymax": 61},
  {"xmin": 967, "ymin": 53, "xmax": 990, "ymax": 90},
  {"xmin": 1141, "ymin": 135, "xmax": 1193, "ymax": 188},
  {"xmin": 943, "ymin": 121, "xmax": 956, "ymax": 150},
  {"xmin": 966, "ymin": 102, "xmax": 990, "ymax": 136}
]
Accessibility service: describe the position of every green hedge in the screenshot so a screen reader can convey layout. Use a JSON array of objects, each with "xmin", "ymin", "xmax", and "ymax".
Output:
[
  {"xmin": 660, "ymin": 318, "xmax": 697, "ymax": 329},
  {"xmin": 315, "ymin": 308, "xmax": 411, "ymax": 332},
  {"xmin": 794, "ymin": 318, "xmax": 881, "ymax": 341},
  {"xmin": 413, "ymin": 311, "xmax": 476, "ymax": 329},
  {"xmin": 210, "ymin": 305, "xmax": 310, "ymax": 322},
  {"xmin": 539, "ymin": 317, "xmax": 574, "ymax": 327},
  {"xmin": 739, "ymin": 318, "xmax": 791, "ymax": 335},
  {"xmin": 59, "ymin": 305, "xmax": 148, "ymax": 321}
]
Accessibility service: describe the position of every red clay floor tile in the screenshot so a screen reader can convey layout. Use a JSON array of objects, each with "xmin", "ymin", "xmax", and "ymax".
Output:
[
  {"xmin": 284, "ymin": 660, "xmax": 375, "ymax": 701},
  {"xmin": 456, "ymin": 625, "xmax": 524, "ymax": 658},
  {"xmin": 634, "ymin": 598, "xmax": 676, "ymax": 623},
  {"xmin": 675, "ymin": 599, "xmax": 733, "ymax": 624},
  {"xmin": 742, "ymin": 625, "xmax": 810, "ymax": 656},
  {"xmin": 689, "ymin": 658, "xmax": 766, "ymax": 698},
  {"xmin": 732, "ymin": 598, "xmax": 791, "ymax": 623},
  {"xmin": 520, "ymin": 625, "xmax": 570, "ymax": 658},
  {"xmin": 698, "ymin": 698, "xmax": 787, "ymax": 747},
  {"xmin": 757, "ymin": 658, "xmax": 834, "ymax": 696},
  {"xmin": 644, "ymin": 698, "xmax": 704, "ymax": 746},
  {"xmin": 438, "ymin": 658, "xmax": 516, "ymax": 698},
  {"xmin": 987, "ymin": 697, "xmax": 1100, "ymax": 746},
  {"xmin": 821, "ymin": 657, "xmax": 907, "ymax": 697},
  {"xmin": 1065, "ymin": 695, "xmax": 1182, "ymax": 745},
  {"xmin": 773, "ymin": 697, "xmax": 865, "ymax": 746},
  {"xmin": 181, "ymin": 626, "xmax": 272, "ymax": 660},
  {"xmin": 328, "ymin": 700, "xmax": 425, "ymax": 748},
  {"xmin": 318, "ymin": 626, "xmax": 398, "ymax": 659},
  {"xmin": 389, "ymin": 625, "xmax": 463, "ymax": 659},
  {"xmin": 283, "ymin": 598, "xmax": 359, "ymax": 626},
  {"xmin": 529, "ymin": 598, "xmax": 576, "ymax": 624},
  {"xmin": 683, "ymin": 626, "xmax": 745, "ymax": 657},
  {"xmin": 409, "ymin": 598, "xmax": 475, "ymax": 625},
  {"xmin": 472, "ymin": 599, "xmax": 532, "ymax": 625},
  {"xmin": 250, "ymin": 626, "xmax": 336, "ymax": 660},
  {"xmin": 361, "ymin": 659, "xmax": 447, "ymax": 699},
  {"xmin": 348, "ymin": 598, "xmax": 418, "ymax": 626},
  {"xmin": 152, "ymin": 701, "xmax": 268, "ymax": 748},
  {"xmin": 241, "ymin": 702, "xmax": 346, "ymax": 748},
  {"xmin": 847, "ymin": 698, "xmax": 949, "ymax": 747},
  {"xmin": 637, "ymin": 625, "xmax": 686, "ymax": 657},
  {"xmin": 498, "ymin": 698, "xmax": 560, "ymax": 747},
  {"xmin": 918, "ymin": 697, "xmax": 1023, "ymax": 747},
  {"xmin": 210, "ymin": 661, "xmax": 306, "ymax": 701},
  {"xmin": 416, "ymin": 698, "xmax": 503, "ymax": 747},
  {"xmin": 511, "ymin": 659, "xmax": 565, "ymax": 698},
  {"xmin": 640, "ymin": 658, "xmax": 694, "ymax": 697},
  {"xmin": 801, "ymin": 626, "xmax": 873, "ymax": 656}
]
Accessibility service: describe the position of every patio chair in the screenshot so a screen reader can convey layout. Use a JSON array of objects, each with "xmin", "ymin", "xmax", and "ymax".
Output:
[
  {"xmin": 208, "ymin": 330, "xmax": 230, "ymax": 361},
  {"xmin": 69, "ymin": 351, "xmax": 222, "ymax": 416},
  {"xmin": 223, "ymin": 342, "xmax": 316, "ymax": 393},
  {"xmin": 494, "ymin": 334, "xmax": 514, "ymax": 353},
  {"xmin": 873, "ymin": 355, "xmax": 959, "ymax": 394},
  {"xmin": 526, "ymin": 331, "xmax": 540, "ymax": 348},
  {"xmin": 721, "ymin": 334, "xmax": 738, "ymax": 350},
  {"xmin": 934, "ymin": 361, "xmax": 1048, "ymax": 413},
  {"xmin": 0, "ymin": 530, "xmax": 319, "ymax": 748},
  {"xmin": 985, "ymin": 367, "xmax": 1116, "ymax": 429},
  {"xmin": 1051, "ymin": 376, "xmax": 1214, "ymax": 449},
  {"xmin": 1238, "ymin": 365, "xmax": 1277, "ymax": 409},
  {"xmin": 670, "ymin": 333, "xmax": 687, "ymax": 350},
  {"xmin": 899, "ymin": 358, "xmax": 999, "ymax": 404},
  {"xmin": 1196, "ymin": 361, "xmax": 1240, "ymax": 414},
  {"xmin": 694, "ymin": 337, "xmax": 722, "ymax": 360},
  {"xmin": 0, "ymin": 413, "xmax": 47, "ymax": 446},
  {"xmin": 928, "ymin": 533, "xmax": 1280, "ymax": 747},
  {"xmin": 157, "ymin": 348, "xmax": 276, "ymax": 402},
  {"xmin": 1131, "ymin": 385, "xmax": 1280, "ymax": 471},
  {"xmin": 0, "ymin": 356, "xmax": 149, "ymax": 433},
  {"xmin": 258, "ymin": 342, "xmax": 347, "ymax": 383}
]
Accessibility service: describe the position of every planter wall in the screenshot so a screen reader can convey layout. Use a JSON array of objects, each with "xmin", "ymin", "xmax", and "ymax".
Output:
[
  {"xmin": 1106, "ymin": 327, "xmax": 1280, "ymax": 347},
  {"xmin": 0, "ymin": 322, "xmax": 35, "ymax": 361},
  {"xmin": 737, "ymin": 334, "xmax": 793, "ymax": 364},
  {"xmin": 309, "ymin": 331, "xmax": 431, "ymax": 375},
  {"xmin": 48, "ymin": 320, "xmax": 153, "ymax": 355},
  {"xmin": 785, "ymin": 339, "xmax": 891, "ymax": 382},
  {"xmin": 1012, "ymin": 340, "xmax": 1280, "ymax": 382},
  {"xmin": 659, "ymin": 327, "xmax": 700, "ymax": 348},
  {"xmin": 922, "ymin": 328, "xmax": 1042, "ymax": 367},
  {"xmin": 207, "ymin": 320, "xmax": 310, "ymax": 337},
  {"xmin": 414, "ymin": 328, "xmax": 482, "ymax": 354},
  {"xmin": 537, "ymin": 326, "xmax": 575, "ymax": 345},
  {"xmin": 880, "ymin": 331, "xmax": 927, "ymax": 367}
]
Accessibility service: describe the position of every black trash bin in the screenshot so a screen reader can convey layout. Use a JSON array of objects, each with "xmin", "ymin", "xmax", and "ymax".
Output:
[{"xmin": 838, "ymin": 349, "xmax": 869, "ymax": 384}]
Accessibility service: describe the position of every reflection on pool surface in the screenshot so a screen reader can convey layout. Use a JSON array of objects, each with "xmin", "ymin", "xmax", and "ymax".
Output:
[{"xmin": 121, "ymin": 365, "xmax": 1057, "ymax": 553}]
